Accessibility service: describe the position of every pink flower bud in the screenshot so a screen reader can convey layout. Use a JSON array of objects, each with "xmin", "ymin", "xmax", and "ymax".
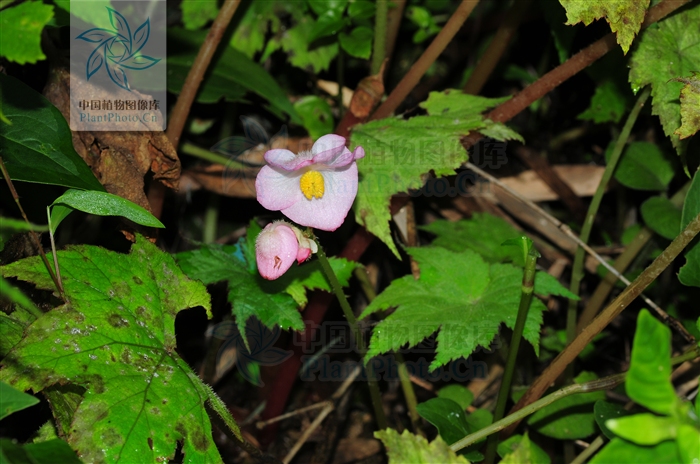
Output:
[{"xmin": 255, "ymin": 221, "xmax": 318, "ymax": 279}]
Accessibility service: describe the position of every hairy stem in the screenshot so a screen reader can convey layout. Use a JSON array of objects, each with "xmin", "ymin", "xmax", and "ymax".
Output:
[
  {"xmin": 371, "ymin": 0, "xmax": 388, "ymax": 75},
  {"xmin": 484, "ymin": 241, "xmax": 538, "ymax": 464},
  {"xmin": 370, "ymin": 0, "xmax": 480, "ymax": 120},
  {"xmin": 505, "ymin": 210, "xmax": 700, "ymax": 436}
]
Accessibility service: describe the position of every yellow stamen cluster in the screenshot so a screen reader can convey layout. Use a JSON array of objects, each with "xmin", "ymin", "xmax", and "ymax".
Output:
[{"xmin": 300, "ymin": 170, "xmax": 324, "ymax": 200}]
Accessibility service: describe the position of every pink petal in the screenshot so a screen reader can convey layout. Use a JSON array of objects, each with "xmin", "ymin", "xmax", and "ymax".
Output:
[
  {"xmin": 256, "ymin": 165, "xmax": 303, "ymax": 211},
  {"xmin": 256, "ymin": 223, "xmax": 299, "ymax": 280},
  {"xmin": 280, "ymin": 163, "xmax": 358, "ymax": 231},
  {"xmin": 264, "ymin": 149, "xmax": 313, "ymax": 171},
  {"xmin": 310, "ymin": 134, "xmax": 348, "ymax": 165},
  {"xmin": 296, "ymin": 247, "xmax": 312, "ymax": 263},
  {"xmin": 352, "ymin": 146, "xmax": 365, "ymax": 160}
]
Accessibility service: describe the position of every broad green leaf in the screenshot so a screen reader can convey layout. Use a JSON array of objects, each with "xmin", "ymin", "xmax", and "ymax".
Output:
[
  {"xmin": 229, "ymin": 0, "xmax": 283, "ymax": 58},
  {"xmin": 0, "ymin": 381, "xmax": 39, "ymax": 420},
  {"xmin": 374, "ymin": 428, "xmax": 469, "ymax": 464},
  {"xmin": 351, "ymin": 92, "xmax": 521, "ymax": 256},
  {"xmin": 307, "ymin": 0, "xmax": 347, "ymax": 16},
  {"xmin": 348, "ymin": 0, "xmax": 375, "ymax": 19},
  {"xmin": 626, "ymin": 309, "xmax": 677, "ymax": 415},
  {"xmin": 528, "ymin": 371, "xmax": 606, "ymax": 439},
  {"xmin": 50, "ymin": 189, "xmax": 164, "ymax": 233},
  {"xmin": 629, "ymin": 4, "xmax": 700, "ymax": 154},
  {"xmin": 416, "ymin": 398, "xmax": 471, "ymax": 445},
  {"xmin": 673, "ymin": 73, "xmax": 700, "ymax": 140},
  {"xmin": 267, "ymin": 14, "xmax": 339, "ymax": 73},
  {"xmin": 606, "ymin": 414, "xmax": 678, "ymax": 445},
  {"xmin": 641, "ymin": 196, "xmax": 682, "ymax": 240},
  {"xmin": 180, "ymin": 0, "xmax": 218, "ymax": 30},
  {"xmin": 0, "ymin": 438, "xmax": 82, "ymax": 464},
  {"xmin": 608, "ymin": 141, "xmax": 674, "ymax": 191},
  {"xmin": 339, "ymin": 26, "xmax": 373, "ymax": 59},
  {"xmin": 0, "ymin": 236, "xmax": 229, "ymax": 463},
  {"xmin": 559, "ymin": 0, "xmax": 649, "ymax": 54},
  {"xmin": 294, "ymin": 96, "xmax": 334, "ymax": 140},
  {"xmin": 360, "ymin": 247, "xmax": 546, "ymax": 369},
  {"xmin": 578, "ymin": 80, "xmax": 629, "ymax": 124},
  {"xmin": 590, "ymin": 437, "xmax": 681, "ymax": 464},
  {"xmin": 0, "ymin": 276, "xmax": 40, "ymax": 322},
  {"xmin": 437, "ymin": 385, "xmax": 474, "ymax": 410},
  {"xmin": 0, "ymin": 313, "xmax": 26, "ymax": 359},
  {"xmin": 0, "ymin": 2, "xmax": 54, "ymax": 64},
  {"xmin": 0, "ymin": 74, "xmax": 104, "ymax": 191},
  {"xmin": 594, "ymin": 400, "xmax": 632, "ymax": 439},
  {"xmin": 168, "ymin": 29, "xmax": 301, "ymax": 124},
  {"xmin": 533, "ymin": 271, "xmax": 580, "ymax": 300},
  {"xmin": 677, "ymin": 424, "xmax": 700, "ymax": 464},
  {"xmin": 679, "ymin": 170, "xmax": 700, "ymax": 286},
  {"xmin": 498, "ymin": 433, "xmax": 550, "ymax": 464},
  {"xmin": 309, "ymin": 10, "xmax": 346, "ymax": 42}
]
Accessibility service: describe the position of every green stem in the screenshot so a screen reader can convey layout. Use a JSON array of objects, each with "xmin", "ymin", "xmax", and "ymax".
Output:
[
  {"xmin": 570, "ymin": 435, "xmax": 606, "ymax": 464},
  {"xmin": 451, "ymin": 373, "xmax": 626, "ymax": 452},
  {"xmin": 484, "ymin": 242, "xmax": 538, "ymax": 464},
  {"xmin": 314, "ymin": 239, "xmax": 388, "ymax": 430},
  {"xmin": 203, "ymin": 194, "xmax": 219, "ymax": 244},
  {"xmin": 179, "ymin": 142, "xmax": 248, "ymax": 170},
  {"xmin": 371, "ymin": 0, "xmax": 388, "ymax": 75},
  {"xmin": 566, "ymin": 87, "xmax": 651, "ymax": 347}
]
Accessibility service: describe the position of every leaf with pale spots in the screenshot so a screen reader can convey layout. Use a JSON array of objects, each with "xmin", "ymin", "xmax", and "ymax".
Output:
[
  {"xmin": 0, "ymin": 236, "xmax": 231, "ymax": 463},
  {"xmin": 672, "ymin": 73, "xmax": 700, "ymax": 140}
]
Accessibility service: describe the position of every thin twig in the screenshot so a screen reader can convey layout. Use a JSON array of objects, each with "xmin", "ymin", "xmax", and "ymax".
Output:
[
  {"xmin": 0, "ymin": 157, "xmax": 65, "ymax": 301},
  {"xmin": 46, "ymin": 207, "xmax": 64, "ymax": 296},
  {"xmin": 370, "ymin": 0, "xmax": 481, "ymax": 120},
  {"xmin": 504, "ymin": 211, "xmax": 700, "ymax": 436},
  {"xmin": 384, "ymin": 0, "xmax": 407, "ymax": 67},
  {"xmin": 256, "ymin": 402, "xmax": 331, "ymax": 429}
]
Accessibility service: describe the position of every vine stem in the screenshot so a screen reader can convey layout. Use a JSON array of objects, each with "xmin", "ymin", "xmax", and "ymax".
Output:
[
  {"xmin": 370, "ymin": 0, "xmax": 480, "ymax": 120},
  {"xmin": 313, "ymin": 237, "xmax": 388, "ymax": 430},
  {"xmin": 566, "ymin": 87, "xmax": 651, "ymax": 351},
  {"xmin": 484, "ymin": 240, "xmax": 538, "ymax": 464},
  {"xmin": 504, "ymin": 210, "xmax": 700, "ymax": 436},
  {"xmin": 371, "ymin": 0, "xmax": 388, "ymax": 75}
]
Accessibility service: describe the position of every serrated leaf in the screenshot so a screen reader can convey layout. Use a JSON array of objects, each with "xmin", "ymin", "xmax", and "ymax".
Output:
[
  {"xmin": 607, "ymin": 141, "xmax": 674, "ymax": 191},
  {"xmin": 679, "ymin": 170, "xmax": 700, "ymax": 286},
  {"xmin": 0, "ymin": 438, "xmax": 82, "ymax": 464},
  {"xmin": 673, "ymin": 73, "xmax": 700, "ymax": 139},
  {"xmin": 0, "ymin": 74, "xmax": 104, "ymax": 191},
  {"xmin": 0, "ymin": 236, "xmax": 228, "ymax": 463},
  {"xmin": 0, "ymin": 2, "xmax": 54, "ymax": 64},
  {"xmin": 294, "ymin": 95, "xmax": 334, "ymax": 140},
  {"xmin": 593, "ymin": 400, "xmax": 632, "ymax": 440},
  {"xmin": 498, "ymin": 433, "xmax": 550, "ymax": 464},
  {"xmin": 180, "ymin": 0, "xmax": 218, "ymax": 30},
  {"xmin": 360, "ymin": 247, "xmax": 545, "ymax": 370},
  {"xmin": 559, "ymin": 0, "xmax": 649, "ymax": 54},
  {"xmin": 578, "ymin": 80, "xmax": 629, "ymax": 123},
  {"xmin": 641, "ymin": 196, "xmax": 682, "ymax": 240},
  {"xmin": 351, "ymin": 92, "xmax": 521, "ymax": 256},
  {"xmin": 374, "ymin": 428, "xmax": 469, "ymax": 464},
  {"xmin": 625, "ymin": 309, "xmax": 677, "ymax": 415},
  {"xmin": 0, "ymin": 381, "xmax": 39, "ymax": 420},
  {"xmin": 629, "ymin": 4, "xmax": 700, "ymax": 154},
  {"xmin": 528, "ymin": 371, "xmax": 606, "ymax": 439},
  {"xmin": 50, "ymin": 189, "xmax": 164, "ymax": 233},
  {"xmin": 590, "ymin": 438, "xmax": 681, "ymax": 464}
]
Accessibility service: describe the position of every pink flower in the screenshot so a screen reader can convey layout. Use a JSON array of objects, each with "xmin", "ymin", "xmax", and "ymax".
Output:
[
  {"xmin": 255, "ymin": 134, "xmax": 365, "ymax": 231},
  {"xmin": 255, "ymin": 221, "xmax": 317, "ymax": 280}
]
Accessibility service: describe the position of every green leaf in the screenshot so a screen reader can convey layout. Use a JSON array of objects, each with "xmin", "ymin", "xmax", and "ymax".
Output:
[
  {"xmin": 416, "ymin": 398, "xmax": 471, "ymax": 445},
  {"xmin": 578, "ymin": 80, "xmax": 629, "ymax": 123},
  {"xmin": 282, "ymin": 257, "xmax": 357, "ymax": 307},
  {"xmin": 528, "ymin": 371, "xmax": 606, "ymax": 439},
  {"xmin": 607, "ymin": 141, "xmax": 674, "ymax": 191},
  {"xmin": 679, "ymin": 170, "xmax": 700, "ymax": 286},
  {"xmin": 180, "ymin": 0, "xmax": 219, "ymax": 30},
  {"xmin": 0, "ymin": 438, "xmax": 82, "ymax": 464},
  {"xmin": 0, "ymin": 2, "xmax": 54, "ymax": 64},
  {"xmin": 540, "ymin": 0, "xmax": 576, "ymax": 64},
  {"xmin": 594, "ymin": 400, "xmax": 632, "ymax": 439},
  {"xmin": 50, "ymin": 189, "xmax": 164, "ymax": 233},
  {"xmin": 168, "ymin": 29, "xmax": 302, "ymax": 124},
  {"xmin": 351, "ymin": 92, "xmax": 520, "ymax": 256},
  {"xmin": 533, "ymin": 271, "xmax": 580, "ymax": 300},
  {"xmin": 672, "ymin": 73, "xmax": 700, "ymax": 140},
  {"xmin": 498, "ymin": 433, "xmax": 550, "ymax": 464},
  {"xmin": 437, "ymin": 384, "xmax": 474, "ymax": 410},
  {"xmin": 629, "ymin": 4, "xmax": 700, "ymax": 154},
  {"xmin": 590, "ymin": 438, "xmax": 681, "ymax": 464},
  {"xmin": 360, "ymin": 247, "xmax": 546, "ymax": 369},
  {"xmin": 606, "ymin": 414, "xmax": 678, "ymax": 445},
  {"xmin": 559, "ymin": 0, "xmax": 649, "ymax": 54},
  {"xmin": 0, "ymin": 236, "xmax": 229, "ymax": 463},
  {"xmin": 0, "ymin": 74, "xmax": 104, "ymax": 191},
  {"xmin": 348, "ymin": 0, "xmax": 375, "ymax": 19},
  {"xmin": 0, "ymin": 276, "xmax": 41, "ymax": 321},
  {"xmin": 0, "ymin": 381, "xmax": 39, "ymax": 420},
  {"xmin": 641, "ymin": 196, "xmax": 682, "ymax": 240},
  {"xmin": 339, "ymin": 26, "xmax": 373, "ymax": 59},
  {"xmin": 268, "ymin": 15, "xmax": 339, "ymax": 73},
  {"xmin": 309, "ymin": 10, "xmax": 346, "ymax": 42},
  {"xmin": 308, "ymin": 0, "xmax": 347, "ymax": 16},
  {"xmin": 294, "ymin": 96, "xmax": 334, "ymax": 140},
  {"xmin": 677, "ymin": 424, "xmax": 700, "ymax": 464},
  {"xmin": 374, "ymin": 428, "xmax": 469, "ymax": 464},
  {"xmin": 229, "ymin": 0, "xmax": 282, "ymax": 58},
  {"xmin": 626, "ymin": 309, "xmax": 677, "ymax": 415}
]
